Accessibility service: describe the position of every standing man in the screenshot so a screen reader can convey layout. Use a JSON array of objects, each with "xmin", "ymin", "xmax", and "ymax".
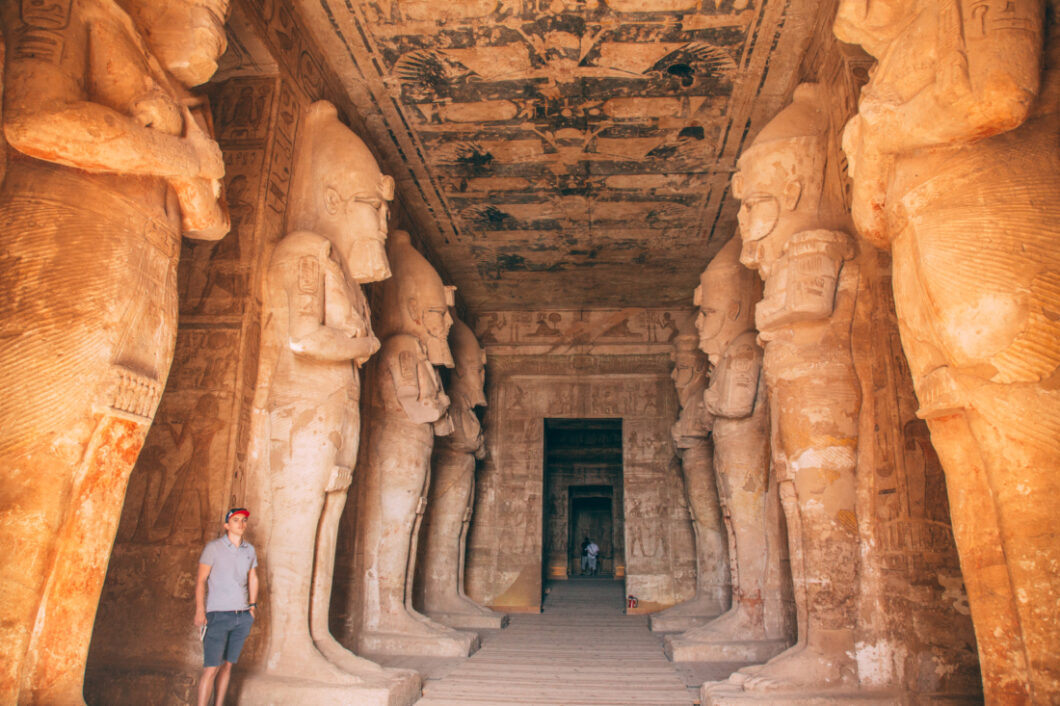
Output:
[
  {"xmin": 581, "ymin": 537, "xmax": 591, "ymax": 575},
  {"xmin": 195, "ymin": 508, "xmax": 258, "ymax": 706},
  {"xmin": 586, "ymin": 539, "xmax": 600, "ymax": 576}
]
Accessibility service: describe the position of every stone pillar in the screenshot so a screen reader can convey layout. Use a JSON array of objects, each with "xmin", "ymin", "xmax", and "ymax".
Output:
[
  {"xmin": 649, "ymin": 332, "xmax": 729, "ymax": 631},
  {"xmin": 666, "ymin": 237, "xmax": 792, "ymax": 664},
  {"xmin": 705, "ymin": 83, "xmax": 863, "ymax": 700},
  {"xmin": 416, "ymin": 318, "xmax": 509, "ymax": 629},
  {"xmin": 357, "ymin": 230, "xmax": 478, "ymax": 658},
  {"xmin": 239, "ymin": 100, "xmax": 419, "ymax": 705},
  {"xmin": 0, "ymin": 2, "xmax": 229, "ymax": 702},
  {"xmin": 837, "ymin": 2, "xmax": 1060, "ymax": 700}
]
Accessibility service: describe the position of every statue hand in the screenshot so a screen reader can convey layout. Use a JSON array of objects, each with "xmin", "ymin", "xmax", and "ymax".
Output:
[
  {"xmin": 937, "ymin": 51, "xmax": 972, "ymax": 106},
  {"xmin": 842, "ymin": 114, "xmax": 892, "ymax": 248},
  {"xmin": 170, "ymin": 175, "xmax": 229, "ymax": 240},
  {"xmin": 183, "ymin": 105, "xmax": 225, "ymax": 180}
]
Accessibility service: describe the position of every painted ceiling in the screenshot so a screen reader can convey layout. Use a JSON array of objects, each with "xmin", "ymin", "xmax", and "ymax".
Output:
[{"xmin": 295, "ymin": 0, "xmax": 820, "ymax": 312}]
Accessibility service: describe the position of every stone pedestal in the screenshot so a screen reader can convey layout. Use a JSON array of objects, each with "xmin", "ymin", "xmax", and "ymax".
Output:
[{"xmin": 240, "ymin": 669, "xmax": 421, "ymax": 706}]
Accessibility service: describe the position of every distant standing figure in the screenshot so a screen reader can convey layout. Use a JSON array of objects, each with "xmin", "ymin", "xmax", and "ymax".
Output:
[
  {"xmin": 195, "ymin": 508, "xmax": 259, "ymax": 706},
  {"xmin": 581, "ymin": 537, "xmax": 591, "ymax": 575},
  {"xmin": 587, "ymin": 540, "xmax": 600, "ymax": 576}
]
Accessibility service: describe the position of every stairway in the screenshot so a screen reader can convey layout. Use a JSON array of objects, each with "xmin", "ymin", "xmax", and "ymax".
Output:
[{"xmin": 416, "ymin": 579, "xmax": 695, "ymax": 705}]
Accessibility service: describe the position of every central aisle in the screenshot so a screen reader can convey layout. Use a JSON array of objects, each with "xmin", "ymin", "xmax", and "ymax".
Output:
[{"xmin": 415, "ymin": 579, "xmax": 695, "ymax": 705}]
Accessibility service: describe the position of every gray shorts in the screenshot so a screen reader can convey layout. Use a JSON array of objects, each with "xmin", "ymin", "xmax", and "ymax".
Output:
[{"xmin": 203, "ymin": 610, "xmax": 254, "ymax": 667}]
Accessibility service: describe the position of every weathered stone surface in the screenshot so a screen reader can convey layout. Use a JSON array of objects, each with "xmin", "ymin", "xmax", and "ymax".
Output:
[
  {"xmin": 649, "ymin": 331, "xmax": 729, "ymax": 632},
  {"xmin": 837, "ymin": 1, "xmax": 1060, "ymax": 700},
  {"xmin": 415, "ymin": 317, "xmax": 508, "ymax": 629},
  {"xmin": 665, "ymin": 237, "xmax": 793, "ymax": 662},
  {"xmin": 0, "ymin": 0, "xmax": 228, "ymax": 702},
  {"xmin": 356, "ymin": 230, "xmax": 478, "ymax": 658}
]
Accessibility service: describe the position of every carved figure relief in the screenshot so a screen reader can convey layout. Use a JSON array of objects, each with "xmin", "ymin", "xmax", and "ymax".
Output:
[
  {"xmin": 836, "ymin": 2, "xmax": 1060, "ymax": 700},
  {"xmin": 649, "ymin": 332, "xmax": 729, "ymax": 632},
  {"xmin": 708, "ymin": 83, "xmax": 862, "ymax": 696},
  {"xmin": 666, "ymin": 236, "xmax": 792, "ymax": 664},
  {"xmin": 416, "ymin": 317, "xmax": 507, "ymax": 629},
  {"xmin": 0, "ymin": 1, "xmax": 230, "ymax": 702},
  {"xmin": 241, "ymin": 100, "xmax": 409, "ymax": 700},
  {"xmin": 359, "ymin": 229, "xmax": 478, "ymax": 658}
]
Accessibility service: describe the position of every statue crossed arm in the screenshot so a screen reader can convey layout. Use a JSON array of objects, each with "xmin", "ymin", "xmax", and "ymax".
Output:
[
  {"xmin": 836, "ymin": 0, "xmax": 1045, "ymax": 243},
  {"xmin": 3, "ymin": 0, "xmax": 227, "ymax": 238}
]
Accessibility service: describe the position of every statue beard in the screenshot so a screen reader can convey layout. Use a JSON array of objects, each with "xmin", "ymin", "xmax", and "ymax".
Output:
[{"xmin": 426, "ymin": 336, "xmax": 454, "ymax": 368}]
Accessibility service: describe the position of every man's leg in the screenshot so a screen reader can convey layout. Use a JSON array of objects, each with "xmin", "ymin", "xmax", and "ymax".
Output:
[
  {"xmin": 214, "ymin": 662, "xmax": 234, "ymax": 705},
  {"xmin": 197, "ymin": 666, "xmax": 219, "ymax": 706}
]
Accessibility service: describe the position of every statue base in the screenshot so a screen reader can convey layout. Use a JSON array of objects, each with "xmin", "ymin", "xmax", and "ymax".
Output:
[
  {"xmin": 703, "ymin": 682, "xmax": 899, "ymax": 705},
  {"xmin": 238, "ymin": 669, "xmax": 421, "ymax": 706},
  {"xmin": 425, "ymin": 608, "xmax": 509, "ymax": 630},
  {"xmin": 650, "ymin": 610, "xmax": 725, "ymax": 632},
  {"xmin": 358, "ymin": 628, "xmax": 479, "ymax": 657},
  {"xmin": 666, "ymin": 636, "xmax": 790, "ymax": 663}
]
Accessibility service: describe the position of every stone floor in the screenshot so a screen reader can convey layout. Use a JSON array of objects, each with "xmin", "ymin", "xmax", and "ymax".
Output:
[{"xmin": 410, "ymin": 579, "xmax": 701, "ymax": 705}]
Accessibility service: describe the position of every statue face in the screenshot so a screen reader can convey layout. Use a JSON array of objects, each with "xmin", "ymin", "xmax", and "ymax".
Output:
[
  {"xmin": 671, "ymin": 351, "xmax": 696, "ymax": 390},
  {"xmin": 834, "ymin": 0, "xmax": 914, "ymax": 56},
  {"xmin": 733, "ymin": 140, "xmax": 821, "ymax": 277},
  {"xmin": 129, "ymin": 0, "xmax": 230, "ymax": 87},
  {"xmin": 326, "ymin": 173, "xmax": 395, "ymax": 283},
  {"xmin": 695, "ymin": 273, "xmax": 731, "ymax": 359}
]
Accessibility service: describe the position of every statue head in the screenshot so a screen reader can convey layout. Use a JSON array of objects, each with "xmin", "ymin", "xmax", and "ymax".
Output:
[
  {"xmin": 450, "ymin": 316, "xmax": 487, "ymax": 408},
  {"xmin": 378, "ymin": 230, "xmax": 456, "ymax": 366},
  {"xmin": 834, "ymin": 0, "xmax": 916, "ymax": 58},
  {"xmin": 288, "ymin": 102, "xmax": 396, "ymax": 283},
  {"xmin": 671, "ymin": 333, "xmax": 712, "ymax": 442},
  {"xmin": 125, "ymin": 0, "xmax": 231, "ymax": 87},
  {"xmin": 694, "ymin": 236, "xmax": 760, "ymax": 363},
  {"xmin": 732, "ymin": 83, "xmax": 838, "ymax": 277},
  {"xmin": 670, "ymin": 332, "xmax": 709, "ymax": 407},
  {"xmin": 703, "ymin": 330, "xmax": 762, "ymax": 419}
]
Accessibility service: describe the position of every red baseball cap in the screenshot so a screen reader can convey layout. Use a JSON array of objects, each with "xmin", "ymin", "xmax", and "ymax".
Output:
[{"xmin": 225, "ymin": 507, "xmax": 250, "ymax": 522}]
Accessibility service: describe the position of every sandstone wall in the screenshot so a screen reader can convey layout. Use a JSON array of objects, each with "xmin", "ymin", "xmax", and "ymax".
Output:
[{"xmin": 462, "ymin": 309, "xmax": 700, "ymax": 613}]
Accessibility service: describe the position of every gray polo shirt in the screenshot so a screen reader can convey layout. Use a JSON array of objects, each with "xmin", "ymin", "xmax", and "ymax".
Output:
[{"xmin": 199, "ymin": 535, "xmax": 258, "ymax": 612}]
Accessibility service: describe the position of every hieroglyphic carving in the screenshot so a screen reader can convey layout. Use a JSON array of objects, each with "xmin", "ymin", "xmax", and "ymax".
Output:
[
  {"xmin": 474, "ymin": 308, "xmax": 693, "ymax": 354},
  {"xmin": 836, "ymin": 2, "xmax": 1060, "ymax": 699}
]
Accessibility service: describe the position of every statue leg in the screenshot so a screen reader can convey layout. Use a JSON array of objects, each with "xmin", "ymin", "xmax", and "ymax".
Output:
[
  {"xmin": 738, "ymin": 370, "xmax": 859, "ymax": 692},
  {"xmin": 308, "ymin": 387, "xmax": 387, "ymax": 677},
  {"xmin": 964, "ymin": 386, "xmax": 1060, "ymax": 701},
  {"xmin": 264, "ymin": 391, "xmax": 360, "ymax": 683}
]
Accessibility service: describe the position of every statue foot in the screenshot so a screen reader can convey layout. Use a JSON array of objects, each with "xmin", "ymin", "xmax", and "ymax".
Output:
[
  {"xmin": 313, "ymin": 634, "xmax": 386, "ymax": 676},
  {"xmin": 736, "ymin": 642, "xmax": 856, "ymax": 692},
  {"xmin": 685, "ymin": 605, "xmax": 760, "ymax": 642},
  {"xmin": 266, "ymin": 644, "xmax": 367, "ymax": 685}
]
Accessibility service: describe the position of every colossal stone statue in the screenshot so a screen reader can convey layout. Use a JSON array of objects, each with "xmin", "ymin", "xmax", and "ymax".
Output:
[
  {"xmin": 359, "ymin": 230, "xmax": 479, "ymax": 657},
  {"xmin": 707, "ymin": 83, "xmax": 862, "ymax": 698},
  {"xmin": 649, "ymin": 331, "xmax": 729, "ymax": 632},
  {"xmin": 0, "ymin": 1, "xmax": 228, "ymax": 702},
  {"xmin": 241, "ymin": 101, "xmax": 419, "ymax": 705},
  {"xmin": 836, "ymin": 2, "xmax": 1060, "ymax": 700},
  {"xmin": 416, "ymin": 317, "xmax": 508, "ymax": 629},
  {"xmin": 666, "ymin": 237, "xmax": 791, "ymax": 665}
]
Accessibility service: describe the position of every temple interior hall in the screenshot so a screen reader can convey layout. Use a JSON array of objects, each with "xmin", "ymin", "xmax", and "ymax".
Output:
[{"xmin": 1, "ymin": 0, "xmax": 1058, "ymax": 704}]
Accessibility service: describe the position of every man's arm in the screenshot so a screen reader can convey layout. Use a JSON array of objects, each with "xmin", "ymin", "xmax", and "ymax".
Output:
[
  {"xmin": 194, "ymin": 563, "xmax": 211, "ymax": 627},
  {"xmin": 248, "ymin": 567, "xmax": 259, "ymax": 618}
]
